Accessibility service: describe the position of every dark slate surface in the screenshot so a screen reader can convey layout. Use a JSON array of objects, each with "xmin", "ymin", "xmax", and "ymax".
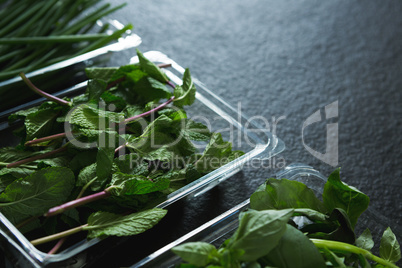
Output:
[
  {"xmin": 2, "ymin": 1, "xmax": 401, "ymax": 267},
  {"xmin": 79, "ymin": 0, "xmax": 402, "ymax": 266}
]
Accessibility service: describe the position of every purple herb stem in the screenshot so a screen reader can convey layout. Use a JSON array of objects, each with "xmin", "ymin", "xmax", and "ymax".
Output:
[
  {"xmin": 45, "ymin": 189, "xmax": 111, "ymax": 217},
  {"xmin": 19, "ymin": 73, "xmax": 72, "ymax": 106},
  {"xmin": 167, "ymin": 80, "xmax": 176, "ymax": 89},
  {"xmin": 6, "ymin": 146, "xmax": 68, "ymax": 168},
  {"xmin": 47, "ymin": 237, "xmax": 67, "ymax": 254},
  {"xmin": 124, "ymin": 96, "xmax": 175, "ymax": 124},
  {"xmin": 25, "ymin": 132, "xmax": 67, "ymax": 146}
]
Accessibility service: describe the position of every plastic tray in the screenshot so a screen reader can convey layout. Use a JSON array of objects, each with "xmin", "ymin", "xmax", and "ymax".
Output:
[
  {"xmin": 0, "ymin": 51, "xmax": 285, "ymax": 267},
  {"xmin": 131, "ymin": 163, "xmax": 402, "ymax": 268},
  {"xmin": 0, "ymin": 19, "xmax": 142, "ymax": 113}
]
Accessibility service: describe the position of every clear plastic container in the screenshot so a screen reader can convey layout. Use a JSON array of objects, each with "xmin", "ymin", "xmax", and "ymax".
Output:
[
  {"xmin": 0, "ymin": 51, "xmax": 285, "ymax": 267},
  {"xmin": 131, "ymin": 163, "xmax": 402, "ymax": 268}
]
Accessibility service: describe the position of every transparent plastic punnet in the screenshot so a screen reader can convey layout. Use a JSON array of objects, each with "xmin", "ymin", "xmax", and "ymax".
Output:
[
  {"xmin": 131, "ymin": 163, "xmax": 402, "ymax": 268},
  {"xmin": 0, "ymin": 51, "xmax": 285, "ymax": 267}
]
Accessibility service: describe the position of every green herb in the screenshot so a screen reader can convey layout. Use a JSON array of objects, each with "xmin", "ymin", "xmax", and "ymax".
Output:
[
  {"xmin": 0, "ymin": 51, "xmax": 243, "ymax": 253},
  {"xmin": 0, "ymin": 0, "xmax": 131, "ymax": 82},
  {"xmin": 173, "ymin": 169, "xmax": 401, "ymax": 268}
]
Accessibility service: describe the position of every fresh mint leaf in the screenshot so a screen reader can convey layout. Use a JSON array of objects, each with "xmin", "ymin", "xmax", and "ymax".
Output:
[
  {"xmin": 0, "ymin": 174, "xmax": 15, "ymax": 193},
  {"xmin": 137, "ymin": 49, "xmax": 169, "ymax": 83},
  {"xmin": 133, "ymin": 76, "xmax": 172, "ymax": 103},
  {"xmin": 83, "ymin": 208, "xmax": 167, "ymax": 238},
  {"xmin": 261, "ymin": 224, "xmax": 326, "ymax": 268},
  {"xmin": 227, "ymin": 209, "xmax": 294, "ymax": 262},
  {"xmin": 250, "ymin": 178, "xmax": 327, "ymax": 213},
  {"xmin": 0, "ymin": 167, "xmax": 75, "ymax": 225},
  {"xmin": 77, "ymin": 163, "xmax": 104, "ymax": 192},
  {"xmin": 109, "ymin": 172, "xmax": 170, "ymax": 196},
  {"xmin": 85, "ymin": 67, "xmax": 118, "ymax": 81},
  {"xmin": 87, "ymin": 78, "xmax": 107, "ymax": 103},
  {"xmin": 127, "ymin": 115, "xmax": 196, "ymax": 161},
  {"xmin": 96, "ymin": 146, "xmax": 115, "ymax": 182},
  {"xmin": 323, "ymin": 168, "xmax": 370, "ymax": 228},
  {"xmin": 172, "ymin": 242, "xmax": 217, "ymax": 267},
  {"xmin": 0, "ymin": 167, "xmax": 34, "ymax": 179},
  {"xmin": 113, "ymin": 154, "xmax": 149, "ymax": 176},
  {"xmin": 8, "ymin": 106, "xmax": 40, "ymax": 123},
  {"xmin": 174, "ymin": 69, "xmax": 196, "ymax": 107},
  {"xmin": 100, "ymin": 91, "xmax": 126, "ymax": 111},
  {"xmin": 25, "ymin": 108, "xmax": 59, "ymax": 140},
  {"xmin": 379, "ymin": 227, "xmax": 401, "ymax": 263},
  {"xmin": 0, "ymin": 147, "xmax": 42, "ymax": 163},
  {"xmin": 195, "ymin": 133, "xmax": 244, "ymax": 173},
  {"xmin": 68, "ymin": 104, "xmax": 124, "ymax": 130},
  {"xmin": 180, "ymin": 119, "xmax": 211, "ymax": 142}
]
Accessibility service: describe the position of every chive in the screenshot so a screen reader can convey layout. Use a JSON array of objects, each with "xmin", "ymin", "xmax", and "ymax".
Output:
[
  {"xmin": 75, "ymin": 24, "xmax": 133, "ymax": 55},
  {"xmin": 58, "ymin": 3, "xmax": 112, "ymax": 35},
  {"xmin": 12, "ymin": 0, "xmax": 57, "ymax": 38},
  {"xmin": 0, "ymin": 2, "xmax": 28, "ymax": 30},
  {"xmin": 0, "ymin": 34, "xmax": 110, "ymax": 44},
  {"xmin": 0, "ymin": 2, "xmax": 44, "ymax": 37}
]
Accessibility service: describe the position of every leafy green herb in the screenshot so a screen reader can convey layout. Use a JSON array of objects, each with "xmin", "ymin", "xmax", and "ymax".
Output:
[
  {"xmin": 0, "ymin": 51, "xmax": 243, "ymax": 253},
  {"xmin": 0, "ymin": 167, "xmax": 75, "ymax": 225},
  {"xmin": 173, "ymin": 169, "xmax": 401, "ymax": 268},
  {"xmin": 30, "ymin": 208, "xmax": 167, "ymax": 245}
]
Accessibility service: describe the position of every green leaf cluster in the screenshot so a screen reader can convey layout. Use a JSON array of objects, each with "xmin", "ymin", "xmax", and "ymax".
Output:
[
  {"xmin": 0, "ymin": 51, "xmax": 244, "ymax": 248},
  {"xmin": 173, "ymin": 169, "xmax": 401, "ymax": 268}
]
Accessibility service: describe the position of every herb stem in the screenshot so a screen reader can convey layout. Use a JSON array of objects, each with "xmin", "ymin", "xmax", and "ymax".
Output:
[
  {"xmin": 25, "ymin": 133, "xmax": 67, "ymax": 146},
  {"xmin": 45, "ymin": 188, "xmax": 111, "ymax": 217},
  {"xmin": 167, "ymin": 80, "xmax": 176, "ymax": 89},
  {"xmin": 0, "ymin": 34, "xmax": 110, "ymax": 44},
  {"xmin": 76, "ymin": 177, "xmax": 99, "ymax": 199},
  {"xmin": 30, "ymin": 224, "xmax": 87, "ymax": 246},
  {"xmin": 6, "ymin": 146, "xmax": 68, "ymax": 168},
  {"xmin": 47, "ymin": 237, "xmax": 67, "ymax": 255},
  {"xmin": 124, "ymin": 96, "xmax": 175, "ymax": 124},
  {"xmin": 311, "ymin": 239, "xmax": 399, "ymax": 268},
  {"xmin": 0, "ymin": 162, "xmax": 36, "ymax": 169},
  {"xmin": 19, "ymin": 73, "xmax": 72, "ymax": 106},
  {"xmin": 115, "ymin": 142, "xmax": 128, "ymax": 154}
]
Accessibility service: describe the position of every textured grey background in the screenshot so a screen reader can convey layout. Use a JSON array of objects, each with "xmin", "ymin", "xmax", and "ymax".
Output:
[{"xmin": 81, "ymin": 0, "xmax": 402, "ymax": 266}]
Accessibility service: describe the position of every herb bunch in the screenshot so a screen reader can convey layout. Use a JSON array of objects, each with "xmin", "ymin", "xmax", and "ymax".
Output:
[
  {"xmin": 172, "ymin": 169, "xmax": 401, "ymax": 268},
  {"xmin": 0, "ymin": 50, "xmax": 243, "ymax": 252},
  {"xmin": 0, "ymin": 0, "xmax": 131, "ymax": 82}
]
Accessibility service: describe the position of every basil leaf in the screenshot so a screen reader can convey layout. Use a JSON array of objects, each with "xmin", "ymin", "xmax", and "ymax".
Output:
[
  {"xmin": 323, "ymin": 168, "xmax": 369, "ymax": 228},
  {"xmin": 379, "ymin": 227, "xmax": 401, "ymax": 263},
  {"xmin": 84, "ymin": 208, "xmax": 167, "ymax": 238},
  {"xmin": 356, "ymin": 228, "xmax": 374, "ymax": 251},
  {"xmin": 261, "ymin": 224, "xmax": 326, "ymax": 268},
  {"xmin": 137, "ymin": 49, "xmax": 169, "ymax": 83},
  {"xmin": 172, "ymin": 242, "xmax": 217, "ymax": 267},
  {"xmin": 0, "ymin": 167, "xmax": 75, "ymax": 224},
  {"xmin": 250, "ymin": 178, "xmax": 327, "ymax": 213},
  {"xmin": 227, "ymin": 209, "xmax": 294, "ymax": 262}
]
